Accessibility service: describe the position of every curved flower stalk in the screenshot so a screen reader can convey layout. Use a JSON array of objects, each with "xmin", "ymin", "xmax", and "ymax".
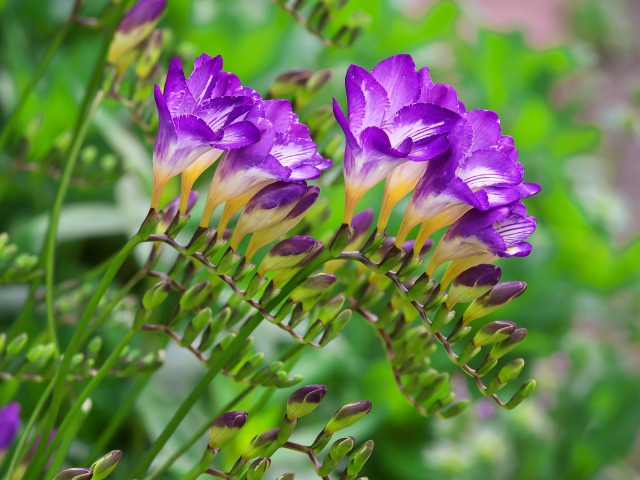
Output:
[
  {"xmin": 427, "ymin": 202, "xmax": 537, "ymax": 287},
  {"xmin": 151, "ymin": 54, "xmax": 261, "ymax": 210},
  {"xmin": 201, "ymin": 100, "xmax": 331, "ymax": 231},
  {"xmin": 107, "ymin": 0, "xmax": 166, "ymax": 67},
  {"xmin": 333, "ymin": 54, "xmax": 461, "ymax": 225}
]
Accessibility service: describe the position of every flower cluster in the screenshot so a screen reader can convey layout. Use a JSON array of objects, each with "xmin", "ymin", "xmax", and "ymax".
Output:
[
  {"xmin": 150, "ymin": 54, "xmax": 331, "ymax": 258},
  {"xmin": 333, "ymin": 54, "xmax": 539, "ymax": 281}
]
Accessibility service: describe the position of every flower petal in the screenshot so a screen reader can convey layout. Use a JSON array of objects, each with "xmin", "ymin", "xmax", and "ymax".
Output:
[
  {"xmin": 465, "ymin": 110, "xmax": 501, "ymax": 150},
  {"xmin": 387, "ymin": 103, "xmax": 461, "ymax": 147},
  {"xmin": 215, "ymin": 121, "xmax": 261, "ymax": 149},
  {"xmin": 164, "ymin": 57, "xmax": 187, "ymax": 115},
  {"xmin": 458, "ymin": 149, "xmax": 524, "ymax": 189},
  {"xmin": 370, "ymin": 54, "xmax": 420, "ymax": 116},
  {"xmin": 346, "ymin": 65, "xmax": 390, "ymax": 136}
]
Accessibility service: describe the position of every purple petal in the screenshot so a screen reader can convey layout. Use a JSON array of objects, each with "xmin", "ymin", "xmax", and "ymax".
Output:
[
  {"xmin": 370, "ymin": 54, "xmax": 420, "ymax": 116},
  {"xmin": 407, "ymin": 135, "xmax": 449, "ymax": 161},
  {"xmin": 465, "ymin": 110, "xmax": 501, "ymax": 150},
  {"xmin": 269, "ymin": 235, "xmax": 319, "ymax": 257},
  {"xmin": 215, "ymin": 121, "xmax": 261, "ymax": 149},
  {"xmin": 285, "ymin": 185, "xmax": 319, "ymax": 220},
  {"xmin": 333, "ymin": 98, "xmax": 359, "ymax": 147},
  {"xmin": 164, "ymin": 58, "xmax": 187, "ymax": 115},
  {"xmin": 458, "ymin": 149, "xmax": 524, "ymax": 189},
  {"xmin": 494, "ymin": 213, "xmax": 537, "ymax": 247},
  {"xmin": 187, "ymin": 54, "xmax": 223, "ymax": 104},
  {"xmin": 263, "ymin": 100, "xmax": 299, "ymax": 133},
  {"xmin": 387, "ymin": 103, "xmax": 461, "ymax": 147},
  {"xmin": 420, "ymin": 83, "xmax": 462, "ymax": 112},
  {"xmin": 0, "ymin": 402, "xmax": 20, "ymax": 451},
  {"xmin": 346, "ymin": 65, "xmax": 390, "ymax": 135},
  {"xmin": 289, "ymin": 164, "xmax": 322, "ymax": 180},
  {"xmin": 198, "ymin": 96, "xmax": 255, "ymax": 132},
  {"xmin": 245, "ymin": 182, "xmax": 307, "ymax": 214},
  {"xmin": 271, "ymin": 133, "xmax": 318, "ymax": 169},
  {"xmin": 118, "ymin": 0, "xmax": 166, "ymax": 33},
  {"xmin": 153, "ymin": 84, "xmax": 177, "ymax": 163}
]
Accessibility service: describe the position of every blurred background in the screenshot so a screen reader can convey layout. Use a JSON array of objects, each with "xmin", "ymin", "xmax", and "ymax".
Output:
[{"xmin": 1, "ymin": 0, "xmax": 640, "ymax": 478}]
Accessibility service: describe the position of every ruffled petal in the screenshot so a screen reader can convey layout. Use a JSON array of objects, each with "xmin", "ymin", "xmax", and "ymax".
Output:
[{"xmin": 370, "ymin": 54, "xmax": 420, "ymax": 116}]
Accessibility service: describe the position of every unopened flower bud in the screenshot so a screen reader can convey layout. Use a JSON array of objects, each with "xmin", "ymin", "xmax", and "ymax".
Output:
[
  {"xmin": 135, "ymin": 29, "xmax": 163, "ymax": 79},
  {"xmin": 258, "ymin": 236, "xmax": 323, "ymax": 276},
  {"xmin": 463, "ymin": 282, "xmax": 527, "ymax": 325},
  {"xmin": 329, "ymin": 223, "xmax": 354, "ymax": 254},
  {"xmin": 108, "ymin": 0, "xmax": 166, "ymax": 65},
  {"xmin": 324, "ymin": 401, "xmax": 372, "ymax": 435},
  {"xmin": 247, "ymin": 457, "xmax": 271, "ymax": 480},
  {"xmin": 488, "ymin": 328, "xmax": 527, "ymax": 360},
  {"xmin": 208, "ymin": 411, "xmax": 248, "ymax": 449},
  {"xmin": 6, "ymin": 333, "xmax": 28, "ymax": 355},
  {"xmin": 243, "ymin": 428, "xmax": 280, "ymax": 459},
  {"xmin": 53, "ymin": 468, "xmax": 93, "ymax": 480},
  {"xmin": 0, "ymin": 402, "xmax": 20, "ymax": 452},
  {"xmin": 505, "ymin": 379, "xmax": 536, "ymax": 410},
  {"xmin": 142, "ymin": 281, "xmax": 170, "ymax": 310},
  {"xmin": 276, "ymin": 474, "xmax": 295, "ymax": 480},
  {"xmin": 348, "ymin": 209, "xmax": 374, "ymax": 248},
  {"xmin": 346, "ymin": 440, "xmax": 374, "ymax": 476},
  {"xmin": 286, "ymin": 384, "xmax": 327, "ymax": 421},
  {"xmin": 472, "ymin": 321, "xmax": 516, "ymax": 347},
  {"xmin": 290, "ymin": 274, "xmax": 336, "ymax": 303},
  {"xmin": 446, "ymin": 264, "xmax": 502, "ymax": 308},
  {"xmin": 90, "ymin": 450, "xmax": 122, "ymax": 480}
]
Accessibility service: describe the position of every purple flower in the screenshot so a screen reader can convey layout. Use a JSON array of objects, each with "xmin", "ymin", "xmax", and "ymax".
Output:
[
  {"xmin": 333, "ymin": 55, "xmax": 461, "ymax": 224},
  {"xmin": 0, "ymin": 402, "xmax": 20, "ymax": 453},
  {"xmin": 201, "ymin": 99, "xmax": 330, "ymax": 230},
  {"xmin": 428, "ymin": 202, "xmax": 536, "ymax": 285},
  {"xmin": 108, "ymin": 0, "xmax": 166, "ymax": 65},
  {"xmin": 151, "ymin": 54, "xmax": 261, "ymax": 210},
  {"xmin": 230, "ymin": 181, "xmax": 313, "ymax": 252},
  {"xmin": 396, "ymin": 110, "xmax": 537, "ymax": 256}
]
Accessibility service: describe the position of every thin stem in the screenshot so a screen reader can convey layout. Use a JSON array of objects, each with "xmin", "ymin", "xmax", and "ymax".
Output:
[
  {"xmin": 134, "ymin": 314, "xmax": 263, "ymax": 478},
  {"xmin": 21, "ymin": 236, "xmax": 141, "ymax": 480}
]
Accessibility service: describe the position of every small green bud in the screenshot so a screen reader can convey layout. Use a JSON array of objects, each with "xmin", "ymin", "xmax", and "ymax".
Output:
[
  {"xmin": 247, "ymin": 457, "xmax": 271, "ymax": 480},
  {"xmin": 90, "ymin": 450, "xmax": 122, "ymax": 480},
  {"xmin": 88, "ymin": 337, "xmax": 103, "ymax": 356},
  {"xmin": 318, "ymin": 295, "xmax": 345, "ymax": 323},
  {"xmin": 7, "ymin": 333, "xmax": 28, "ymax": 355},
  {"xmin": 489, "ymin": 328, "xmax": 527, "ymax": 360},
  {"xmin": 235, "ymin": 352, "xmax": 264, "ymax": 381},
  {"xmin": 324, "ymin": 401, "xmax": 372, "ymax": 435},
  {"xmin": 276, "ymin": 474, "xmax": 295, "ymax": 480},
  {"xmin": 439, "ymin": 400, "xmax": 470, "ymax": 418},
  {"xmin": 187, "ymin": 227, "xmax": 214, "ymax": 255},
  {"xmin": 208, "ymin": 411, "xmax": 248, "ymax": 449},
  {"xmin": 505, "ymin": 379, "xmax": 536, "ymax": 410},
  {"xmin": 135, "ymin": 29, "xmax": 163, "ymax": 79},
  {"xmin": 53, "ymin": 468, "xmax": 93, "ymax": 480},
  {"xmin": 0, "ymin": 232, "xmax": 8, "ymax": 250},
  {"xmin": 0, "ymin": 333, "xmax": 6, "ymax": 355},
  {"xmin": 498, "ymin": 358, "xmax": 525, "ymax": 384},
  {"xmin": 277, "ymin": 374, "xmax": 303, "ymax": 388},
  {"xmin": 243, "ymin": 428, "xmax": 280, "ymax": 459},
  {"xmin": 406, "ymin": 273, "xmax": 433, "ymax": 302},
  {"xmin": 290, "ymin": 274, "xmax": 336, "ymax": 303},
  {"xmin": 476, "ymin": 357, "xmax": 499, "ymax": 377},
  {"xmin": 180, "ymin": 282, "xmax": 212, "ymax": 311},
  {"xmin": 217, "ymin": 247, "xmax": 241, "ymax": 274},
  {"xmin": 142, "ymin": 282, "xmax": 170, "ymax": 310},
  {"xmin": 415, "ymin": 372, "xmax": 449, "ymax": 405},
  {"xmin": 14, "ymin": 253, "xmax": 38, "ymax": 270},
  {"xmin": 456, "ymin": 342, "xmax": 481, "ymax": 366},
  {"xmin": 377, "ymin": 245, "xmax": 405, "ymax": 272},
  {"xmin": 319, "ymin": 436, "xmax": 355, "ymax": 476},
  {"xmin": 244, "ymin": 275, "xmax": 265, "ymax": 299},
  {"xmin": 346, "ymin": 440, "xmax": 374, "ymax": 476},
  {"xmin": 463, "ymin": 282, "xmax": 527, "ymax": 325},
  {"xmin": 274, "ymin": 300, "xmax": 295, "ymax": 324},
  {"xmin": 431, "ymin": 305, "xmax": 456, "ymax": 332},
  {"xmin": 303, "ymin": 320, "xmax": 325, "ymax": 343},
  {"xmin": 286, "ymin": 384, "xmax": 327, "ymax": 421},
  {"xmin": 472, "ymin": 321, "xmax": 516, "ymax": 347},
  {"xmin": 361, "ymin": 231, "xmax": 387, "ymax": 255}
]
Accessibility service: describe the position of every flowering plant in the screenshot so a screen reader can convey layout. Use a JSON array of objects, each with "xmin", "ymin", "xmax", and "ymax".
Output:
[{"xmin": 0, "ymin": 2, "xmax": 543, "ymax": 479}]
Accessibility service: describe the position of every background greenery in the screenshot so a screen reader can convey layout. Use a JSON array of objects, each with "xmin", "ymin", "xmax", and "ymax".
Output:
[{"xmin": 1, "ymin": 0, "xmax": 639, "ymax": 478}]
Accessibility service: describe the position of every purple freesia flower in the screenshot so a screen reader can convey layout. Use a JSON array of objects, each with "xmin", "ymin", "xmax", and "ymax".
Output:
[
  {"xmin": 396, "ymin": 110, "xmax": 539, "ymax": 256},
  {"xmin": 427, "ymin": 202, "xmax": 536, "ymax": 286},
  {"xmin": 108, "ymin": 0, "xmax": 166, "ymax": 65},
  {"xmin": 151, "ymin": 54, "xmax": 261, "ymax": 210},
  {"xmin": 333, "ymin": 55, "xmax": 461, "ymax": 224},
  {"xmin": 0, "ymin": 402, "xmax": 20, "ymax": 453},
  {"xmin": 201, "ymin": 99, "xmax": 330, "ymax": 230},
  {"xmin": 230, "ymin": 181, "xmax": 315, "ymax": 253}
]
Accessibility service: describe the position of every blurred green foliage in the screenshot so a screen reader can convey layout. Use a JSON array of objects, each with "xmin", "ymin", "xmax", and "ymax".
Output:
[{"xmin": 1, "ymin": 0, "xmax": 639, "ymax": 479}]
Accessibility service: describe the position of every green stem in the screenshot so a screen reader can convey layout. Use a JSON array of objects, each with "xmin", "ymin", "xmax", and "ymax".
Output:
[
  {"xmin": 20, "ymin": 236, "xmax": 141, "ymax": 480},
  {"xmin": 134, "ymin": 314, "xmax": 263, "ymax": 478},
  {"xmin": 2, "ymin": 381, "xmax": 55, "ymax": 480},
  {"xmin": 0, "ymin": 0, "xmax": 81, "ymax": 151}
]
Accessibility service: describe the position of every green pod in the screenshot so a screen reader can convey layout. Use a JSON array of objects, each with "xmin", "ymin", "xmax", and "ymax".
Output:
[
  {"xmin": 90, "ymin": 450, "xmax": 122, "ymax": 480},
  {"xmin": 6, "ymin": 333, "xmax": 28, "ymax": 356},
  {"xmin": 505, "ymin": 379, "xmax": 536, "ymax": 410}
]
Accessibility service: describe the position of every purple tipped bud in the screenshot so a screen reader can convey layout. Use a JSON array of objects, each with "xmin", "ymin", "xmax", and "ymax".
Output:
[
  {"xmin": 286, "ymin": 385, "xmax": 328, "ymax": 420},
  {"xmin": 208, "ymin": 411, "xmax": 248, "ymax": 448},
  {"xmin": 243, "ymin": 428, "xmax": 280, "ymax": 459},
  {"xmin": 159, "ymin": 191, "xmax": 198, "ymax": 230},
  {"xmin": 259, "ymin": 236, "xmax": 323, "ymax": 276},
  {"xmin": 0, "ymin": 402, "xmax": 20, "ymax": 452},
  {"xmin": 324, "ymin": 400, "xmax": 372, "ymax": 434},
  {"xmin": 401, "ymin": 238, "xmax": 433, "ymax": 256},
  {"xmin": 54, "ymin": 468, "xmax": 93, "ymax": 480},
  {"xmin": 447, "ymin": 264, "xmax": 502, "ymax": 307},
  {"xmin": 463, "ymin": 281, "xmax": 526, "ymax": 324},
  {"xmin": 108, "ymin": 0, "xmax": 167, "ymax": 64}
]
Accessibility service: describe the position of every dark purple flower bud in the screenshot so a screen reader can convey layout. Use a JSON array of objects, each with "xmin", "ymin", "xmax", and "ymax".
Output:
[
  {"xmin": 53, "ymin": 468, "xmax": 93, "ymax": 480},
  {"xmin": 0, "ymin": 402, "xmax": 20, "ymax": 452},
  {"xmin": 286, "ymin": 385, "xmax": 328, "ymax": 420},
  {"xmin": 208, "ymin": 411, "xmax": 248, "ymax": 448},
  {"xmin": 108, "ymin": 0, "xmax": 166, "ymax": 64},
  {"xmin": 348, "ymin": 209, "xmax": 374, "ymax": 247},
  {"xmin": 463, "ymin": 282, "xmax": 527, "ymax": 324},
  {"xmin": 258, "ymin": 236, "xmax": 323, "ymax": 276},
  {"xmin": 446, "ymin": 264, "xmax": 502, "ymax": 307},
  {"xmin": 324, "ymin": 400, "xmax": 372, "ymax": 434}
]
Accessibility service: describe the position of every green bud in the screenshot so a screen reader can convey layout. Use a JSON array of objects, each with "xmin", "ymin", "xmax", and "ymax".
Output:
[
  {"xmin": 0, "ymin": 232, "xmax": 8, "ymax": 250},
  {"xmin": 136, "ymin": 29, "xmax": 163, "ymax": 79},
  {"xmin": 431, "ymin": 305, "xmax": 456, "ymax": 332},
  {"xmin": 361, "ymin": 231, "xmax": 387, "ymax": 255},
  {"xmin": 476, "ymin": 357, "xmax": 499, "ymax": 377},
  {"xmin": 406, "ymin": 274, "xmax": 433, "ymax": 301},
  {"xmin": 180, "ymin": 281, "xmax": 211, "ymax": 311},
  {"xmin": 287, "ymin": 303, "xmax": 306, "ymax": 328},
  {"xmin": 142, "ymin": 282, "xmax": 170, "ymax": 311},
  {"xmin": 290, "ymin": 274, "xmax": 336, "ymax": 303},
  {"xmin": 456, "ymin": 341, "xmax": 481, "ymax": 366},
  {"xmin": 136, "ymin": 209, "xmax": 161, "ymax": 238},
  {"xmin": 377, "ymin": 245, "xmax": 405, "ymax": 272},
  {"xmin": 318, "ymin": 295, "xmax": 345, "ymax": 323},
  {"xmin": 7, "ymin": 333, "xmax": 28, "ymax": 355},
  {"xmin": 498, "ymin": 358, "xmax": 525, "ymax": 384},
  {"xmin": 243, "ymin": 428, "xmax": 280, "ymax": 459},
  {"xmin": 505, "ymin": 380, "xmax": 536, "ymax": 410},
  {"xmin": 217, "ymin": 247, "xmax": 242, "ymax": 274},
  {"xmin": 463, "ymin": 282, "xmax": 527, "ymax": 325},
  {"xmin": 346, "ymin": 440, "xmax": 374, "ymax": 476},
  {"xmin": 90, "ymin": 450, "xmax": 122, "ymax": 480},
  {"xmin": 324, "ymin": 400, "xmax": 372, "ymax": 435},
  {"xmin": 247, "ymin": 457, "xmax": 271, "ymax": 480},
  {"xmin": 319, "ymin": 436, "xmax": 355, "ymax": 476},
  {"xmin": 208, "ymin": 411, "xmax": 248, "ymax": 448},
  {"xmin": 439, "ymin": 400, "xmax": 470, "ymax": 418},
  {"xmin": 70, "ymin": 352, "xmax": 85, "ymax": 369},
  {"xmin": 415, "ymin": 372, "xmax": 449, "ymax": 405},
  {"xmin": 53, "ymin": 468, "xmax": 93, "ymax": 480},
  {"xmin": 245, "ymin": 274, "xmax": 265, "ymax": 299},
  {"xmin": 277, "ymin": 374, "xmax": 303, "ymax": 388},
  {"xmin": 276, "ymin": 474, "xmax": 295, "ymax": 480},
  {"xmin": 274, "ymin": 300, "xmax": 295, "ymax": 324},
  {"xmin": 320, "ymin": 309, "xmax": 352, "ymax": 346},
  {"xmin": 87, "ymin": 337, "xmax": 103, "ymax": 357},
  {"xmin": 303, "ymin": 320, "xmax": 325, "ymax": 343},
  {"xmin": 187, "ymin": 227, "xmax": 214, "ymax": 255},
  {"xmin": 0, "ymin": 333, "xmax": 6, "ymax": 355},
  {"xmin": 446, "ymin": 321, "xmax": 472, "ymax": 345},
  {"xmin": 472, "ymin": 321, "xmax": 516, "ymax": 347},
  {"xmin": 329, "ymin": 224, "xmax": 354, "ymax": 255},
  {"xmin": 235, "ymin": 352, "xmax": 264, "ymax": 381},
  {"xmin": 286, "ymin": 384, "xmax": 327, "ymax": 421},
  {"xmin": 396, "ymin": 257, "xmax": 423, "ymax": 282},
  {"xmin": 488, "ymin": 328, "xmax": 527, "ymax": 360},
  {"xmin": 14, "ymin": 253, "xmax": 38, "ymax": 270}
]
